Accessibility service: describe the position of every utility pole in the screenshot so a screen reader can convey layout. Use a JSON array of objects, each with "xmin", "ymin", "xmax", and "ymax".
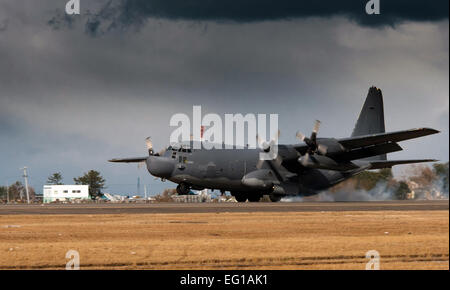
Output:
[
  {"xmin": 6, "ymin": 182, "xmax": 9, "ymax": 204},
  {"xmin": 137, "ymin": 177, "xmax": 140, "ymax": 196},
  {"xmin": 144, "ymin": 184, "xmax": 147, "ymax": 199},
  {"xmin": 21, "ymin": 167, "xmax": 30, "ymax": 204}
]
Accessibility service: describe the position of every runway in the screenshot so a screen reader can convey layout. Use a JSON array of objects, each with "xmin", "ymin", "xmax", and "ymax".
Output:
[{"xmin": 0, "ymin": 200, "xmax": 447, "ymax": 215}]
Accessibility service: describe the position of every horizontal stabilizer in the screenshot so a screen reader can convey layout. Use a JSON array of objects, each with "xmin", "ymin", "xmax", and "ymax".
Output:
[
  {"xmin": 339, "ymin": 128, "xmax": 439, "ymax": 149},
  {"xmin": 109, "ymin": 157, "xmax": 148, "ymax": 163},
  {"xmin": 368, "ymin": 159, "xmax": 437, "ymax": 169}
]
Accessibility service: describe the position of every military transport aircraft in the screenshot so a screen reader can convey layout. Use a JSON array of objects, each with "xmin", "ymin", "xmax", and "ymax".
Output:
[{"xmin": 109, "ymin": 87, "xmax": 439, "ymax": 202}]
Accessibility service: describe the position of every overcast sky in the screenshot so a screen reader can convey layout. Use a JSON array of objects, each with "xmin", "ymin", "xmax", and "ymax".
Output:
[{"xmin": 0, "ymin": 0, "xmax": 448, "ymax": 195}]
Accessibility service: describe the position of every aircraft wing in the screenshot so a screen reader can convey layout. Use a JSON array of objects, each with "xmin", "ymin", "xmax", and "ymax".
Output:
[
  {"xmin": 108, "ymin": 157, "xmax": 148, "ymax": 163},
  {"xmin": 290, "ymin": 127, "xmax": 439, "ymax": 167},
  {"xmin": 293, "ymin": 128, "xmax": 438, "ymax": 155},
  {"xmin": 337, "ymin": 128, "xmax": 439, "ymax": 149},
  {"xmin": 366, "ymin": 159, "xmax": 438, "ymax": 169}
]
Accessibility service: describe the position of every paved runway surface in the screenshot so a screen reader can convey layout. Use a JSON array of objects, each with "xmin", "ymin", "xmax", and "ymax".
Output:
[{"xmin": 0, "ymin": 200, "xmax": 447, "ymax": 215}]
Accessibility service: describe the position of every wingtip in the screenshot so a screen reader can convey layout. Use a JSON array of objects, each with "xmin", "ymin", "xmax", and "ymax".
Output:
[
  {"xmin": 421, "ymin": 128, "xmax": 440, "ymax": 134},
  {"xmin": 419, "ymin": 159, "xmax": 439, "ymax": 163}
]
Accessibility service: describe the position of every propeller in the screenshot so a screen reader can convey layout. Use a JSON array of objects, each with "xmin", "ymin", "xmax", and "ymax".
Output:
[
  {"xmin": 145, "ymin": 137, "xmax": 167, "ymax": 156},
  {"xmin": 255, "ymin": 130, "xmax": 286, "ymax": 182},
  {"xmin": 296, "ymin": 120, "xmax": 327, "ymax": 155},
  {"xmin": 257, "ymin": 129, "xmax": 280, "ymax": 153},
  {"xmin": 256, "ymin": 130, "xmax": 281, "ymax": 167}
]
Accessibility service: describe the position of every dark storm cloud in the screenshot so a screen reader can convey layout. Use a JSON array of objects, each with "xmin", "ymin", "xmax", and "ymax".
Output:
[
  {"xmin": 49, "ymin": 0, "xmax": 449, "ymax": 35},
  {"xmin": 0, "ymin": 18, "xmax": 8, "ymax": 32},
  {"xmin": 48, "ymin": 11, "xmax": 76, "ymax": 30}
]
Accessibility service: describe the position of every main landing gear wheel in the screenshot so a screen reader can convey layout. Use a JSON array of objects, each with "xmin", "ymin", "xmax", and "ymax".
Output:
[
  {"xmin": 269, "ymin": 194, "xmax": 281, "ymax": 202},
  {"xmin": 232, "ymin": 192, "xmax": 248, "ymax": 202},
  {"xmin": 176, "ymin": 183, "xmax": 191, "ymax": 195},
  {"xmin": 247, "ymin": 195, "xmax": 262, "ymax": 202}
]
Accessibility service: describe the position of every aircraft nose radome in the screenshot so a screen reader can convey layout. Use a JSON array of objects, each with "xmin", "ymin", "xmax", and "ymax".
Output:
[{"xmin": 147, "ymin": 156, "xmax": 174, "ymax": 179}]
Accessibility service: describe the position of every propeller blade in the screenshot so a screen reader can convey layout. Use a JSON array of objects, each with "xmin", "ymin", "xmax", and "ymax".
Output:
[
  {"xmin": 310, "ymin": 120, "xmax": 319, "ymax": 143},
  {"xmin": 309, "ymin": 120, "xmax": 320, "ymax": 143},
  {"xmin": 145, "ymin": 137, "xmax": 154, "ymax": 155},
  {"xmin": 274, "ymin": 129, "xmax": 281, "ymax": 141},
  {"xmin": 266, "ymin": 159, "xmax": 285, "ymax": 182},
  {"xmin": 273, "ymin": 154, "xmax": 283, "ymax": 167},
  {"xmin": 137, "ymin": 161, "xmax": 146, "ymax": 169},
  {"xmin": 317, "ymin": 144, "xmax": 328, "ymax": 155},
  {"xmin": 299, "ymin": 152, "xmax": 315, "ymax": 167},
  {"xmin": 296, "ymin": 131, "xmax": 306, "ymax": 141},
  {"xmin": 313, "ymin": 120, "xmax": 321, "ymax": 133},
  {"xmin": 256, "ymin": 134, "xmax": 264, "ymax": 149},
  {"xmin": 256, "ymin": 159, "xmax": 265, "ymax": 169}
]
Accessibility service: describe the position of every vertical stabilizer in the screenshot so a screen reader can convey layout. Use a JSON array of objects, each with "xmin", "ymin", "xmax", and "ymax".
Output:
[{"xmin": 352, "ymin": 87, "xmax": 386, "ymax": 160}]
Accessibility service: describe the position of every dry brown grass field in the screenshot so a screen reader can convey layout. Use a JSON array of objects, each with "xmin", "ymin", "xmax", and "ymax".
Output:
[{"xmin": 0, "ymin": 210, "xmax": 448, "ymax": 270}]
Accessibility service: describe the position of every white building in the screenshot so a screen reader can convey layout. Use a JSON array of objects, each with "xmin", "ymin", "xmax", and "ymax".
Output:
[
  {"xmin": 43, "ymin": 185, "xmax": 89, "ymax": 203},
  {"xmin": 172, "ymin": 189, "xmax": 213, "ymax": 203}
]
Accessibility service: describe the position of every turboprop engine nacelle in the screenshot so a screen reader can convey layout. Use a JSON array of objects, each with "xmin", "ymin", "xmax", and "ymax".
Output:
[
  {"xmin": 241, "ymin": 169, "xmax": 278, "ymax": 190},
  {"xmin": 298, "ymin": 153, "xmax": 359, "ymax": 171},
  {"xmin": 315, "ymin": 138, "xmax": 347, "ymax": 156}
]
